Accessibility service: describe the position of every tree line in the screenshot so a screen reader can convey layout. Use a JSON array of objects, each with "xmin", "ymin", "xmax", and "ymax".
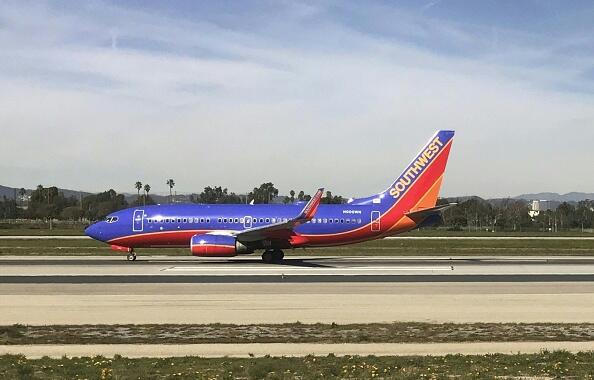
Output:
[
  {"xmin": 1, "ymin": 182, "xmax": 592, "ymax": 230},
  {"xmin": 0, "ymin": 182, "xmax": 346, "ymax": 222},
  {"xmin": 439, "ymin": 197, "xmax": 594, "ymax": 231},
  {"xmin": 0, "ymin": 186, "xmax": 128, "ymax": 221}
]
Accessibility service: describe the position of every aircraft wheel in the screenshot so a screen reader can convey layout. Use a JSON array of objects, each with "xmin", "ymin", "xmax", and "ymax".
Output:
[
  {"xmin": 261, "ymin": 251, "xmax": 274, "ymax": 264},
  {"xmin": 272, "ymin": 249, "xmax": 284, "ymax": 263},
  {"xmin": 126, "ymin": 252, "xmax": 137, "ymax": 261}
]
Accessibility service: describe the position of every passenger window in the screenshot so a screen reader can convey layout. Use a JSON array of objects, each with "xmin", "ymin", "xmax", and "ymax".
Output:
[
  {"xmin": 323, "ymin": 218, "xmax": 327, "ymax": 223},
  {"xmin": 223, "ymin": 218, "xmax": 227, "ymax": 223},
  {"xmin": 346, "ymin": 219, "xmax": 350, "ymax": 224},
  {"xmin": 271, "ymin": 218, "xmax": 276, "ymax": 223},
  {"xmin": 183, "ymin": 218, "xmax": 187, "ymax": 223},
  {"xmin": 329, "ymin": 219, "xmax": 333, "ymax": 223},
  {"xmin": 265, "ymin": 218, "xmax": 270, "ymax": 223},
  {"xmin": 259, "ymin": 218, "xmax": 264, "ymax": 223},
  {"xmin": 200, "ymin": 218, "xmax": 205, "ymax": 223},
  {"xmin": 335, "ymin": 219, "xmax": 339, "ymax": 223},
  {"xmin": 340, "ymin": 219, "xmax": 344, "ymax": 223},
  {"xmin": 218, "ymin": 218, "xmax": 222, "ymax": 223},
  {"xmin": 188, "ymin": 218, "xmax": 193, "ymax": 223},
  {"xmin": 357, "ymin": 218, "xmax": 362, "ymax": 224},
  {"xmin": 206, "ymin": 218, "xmax": 210, "ymax": 223},
  {"xmin": 240, "ymin": 218, "xmax": 244, "ymax": 223},
  {"xmin": 311, "ymin": 219, "xmax": 316, "ymax": 223},
  {"xmin": 234, "ymin": 218, "xmax": 239, "ymax": 223}
]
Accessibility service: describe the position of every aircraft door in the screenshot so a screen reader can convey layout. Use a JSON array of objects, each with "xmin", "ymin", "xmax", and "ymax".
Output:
[
  {"xmin": 133, "ymin": 209, "xmax": 144, "ymax": 232},
  {"xmin": 371, "ymin": 211, "xmax": 381, "ymax": 232},
  {"xmin": 243, "ymin": 216, "xmax": 252, "ymax": 229}
]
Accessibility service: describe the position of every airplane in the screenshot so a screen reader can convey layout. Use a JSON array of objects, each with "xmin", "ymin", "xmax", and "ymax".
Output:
[{"xmin": 85, "ymin": 130, "xmax": 455, "ymax": 263}]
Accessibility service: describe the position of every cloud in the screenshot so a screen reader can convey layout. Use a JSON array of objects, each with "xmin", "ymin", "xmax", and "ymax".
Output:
[{"xmin": 0, "ymin": 0, "xmax": 592, "ymax": 197}]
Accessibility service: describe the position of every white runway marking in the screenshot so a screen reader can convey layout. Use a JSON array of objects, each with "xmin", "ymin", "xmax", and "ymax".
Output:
[
  {"xmin": 164, "ymin": 266, "xmax": 452, "ymax": 271},
  {"xmin": 161, "ymin": 266, "xmax": 454, "ymax": 275}
]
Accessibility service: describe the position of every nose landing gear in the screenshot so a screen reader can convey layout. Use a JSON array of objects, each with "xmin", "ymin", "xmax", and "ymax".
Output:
[
  {"xmin": 126, "ymin": 252, "xmax": 137, "ymax": 261},
  {"xmin": 261, "ymin": 249, "xmax": 284, "ymax": 264}
]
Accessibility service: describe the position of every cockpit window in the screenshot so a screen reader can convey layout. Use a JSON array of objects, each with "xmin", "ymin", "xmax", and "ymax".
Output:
[{"xmin": 105, "ymin": 216, "xmax": 119, "ymax": 223}]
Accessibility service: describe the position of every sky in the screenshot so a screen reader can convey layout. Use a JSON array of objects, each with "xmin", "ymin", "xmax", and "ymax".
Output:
[{"xmin": 1, "ymin": 0, "xmax": 593, "ymax": 198}]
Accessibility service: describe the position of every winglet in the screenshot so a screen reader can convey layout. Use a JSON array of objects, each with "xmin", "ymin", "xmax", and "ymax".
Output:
[{"xmin": 297, "ymin": 188, "xmax": 324, "ymax": 220}]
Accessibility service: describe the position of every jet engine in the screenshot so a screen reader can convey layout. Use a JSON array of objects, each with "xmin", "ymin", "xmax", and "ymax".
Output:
[{"xmin": 190, "ymin": 234, "xmax": 252, "ymax": 257}]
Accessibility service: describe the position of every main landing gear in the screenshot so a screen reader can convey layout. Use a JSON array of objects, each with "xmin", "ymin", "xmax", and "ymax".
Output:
[
  {"xmin": 261, "ymin": 249, "xmax": 284, "ymax": 264},
  {"xmin": 126, "ymin": 251, "xmax": 137, "ymax": 261}
]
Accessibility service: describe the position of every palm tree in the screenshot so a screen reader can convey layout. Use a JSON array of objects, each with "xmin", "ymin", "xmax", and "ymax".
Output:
[
  {"xmin": 143, "ymin": 184, "xmax": 151, "ymax": 206},
  {"xmin": 166, "ymin": 179, "xmax": 175, "ymax": 203},
  {"xmin": 134, "ymin": 181, "xmax": 143, "ymax": 203}
]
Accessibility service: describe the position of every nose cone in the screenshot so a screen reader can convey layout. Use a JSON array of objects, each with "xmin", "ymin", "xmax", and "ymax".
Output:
[{"xmin": 85, "ymin": 223, "xmax": 103, "ymax": 241}]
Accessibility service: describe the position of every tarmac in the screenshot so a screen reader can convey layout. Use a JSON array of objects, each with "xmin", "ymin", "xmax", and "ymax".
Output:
[{"xmin": 1, "ymin": 255, "xmax": 594, "ymax": 325}]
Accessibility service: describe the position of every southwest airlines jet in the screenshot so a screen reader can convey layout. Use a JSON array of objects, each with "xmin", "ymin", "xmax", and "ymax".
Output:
[{"xmin": 85, "ymin": 130, "xmax": 455, "ymax": 263}]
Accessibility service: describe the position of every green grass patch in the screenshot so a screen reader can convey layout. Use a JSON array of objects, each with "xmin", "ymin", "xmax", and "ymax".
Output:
[
  {"xmin": 0, "ymin": 227, "xmax": 85, "ymax": 236},
  {"xmin": 3, "ymin": 322, "xmax": 594, "ymax": 345},
  {"xmin": 408, "ymin": 228, "xmax": 593, "ymax": 237},
  {"xmin": 1, "ymin": 235, "xmax": 594, "ymax": 256},
  {"xmin": 307, "ymin": 237, "xmax": 594, "ymax": 256},
  {"xmin": 1, "ymin": 351, "xmax": 594, "ymax": 379}
]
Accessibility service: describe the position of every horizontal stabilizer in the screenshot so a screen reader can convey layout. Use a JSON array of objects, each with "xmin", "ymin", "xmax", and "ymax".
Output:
[{"xmin": 405, "ymin": 203, "xmax": 456, "ymax": 219}]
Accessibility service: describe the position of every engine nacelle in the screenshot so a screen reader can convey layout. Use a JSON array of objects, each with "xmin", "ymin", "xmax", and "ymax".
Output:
[{"xmin": 190, "ymin": 234, "xmax": 251, "ymax": 257}]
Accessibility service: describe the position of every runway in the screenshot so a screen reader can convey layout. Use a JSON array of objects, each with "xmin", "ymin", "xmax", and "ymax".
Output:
[
  {"xmin": 2, "ymin": 255, "xmax": 594, "ymax": 283},
  {"xmin": 1, "ymin": 255, "xmax": 594, "ymax": 325}
]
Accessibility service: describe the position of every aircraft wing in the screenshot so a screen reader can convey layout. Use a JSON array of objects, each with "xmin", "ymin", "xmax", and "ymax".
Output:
[{"xmin": 234, "ymin": 188, "xmax": 324, "ymax": 242}]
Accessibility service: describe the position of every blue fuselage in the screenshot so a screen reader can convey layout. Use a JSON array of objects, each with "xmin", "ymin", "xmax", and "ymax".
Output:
[{"xmin": 85, "ymin": 202, "xmax": 383, "ymax": 250}]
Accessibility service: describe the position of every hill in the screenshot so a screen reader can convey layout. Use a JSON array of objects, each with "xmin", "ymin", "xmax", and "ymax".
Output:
[{"xmin": 514, "ymin": 192, "xmax": 594, "ymax": 202}]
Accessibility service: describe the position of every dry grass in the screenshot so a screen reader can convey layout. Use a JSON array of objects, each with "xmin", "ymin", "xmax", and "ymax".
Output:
[{"xmin": 2, "ymin": 322, "xmax": 594, "ymax": 345}]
